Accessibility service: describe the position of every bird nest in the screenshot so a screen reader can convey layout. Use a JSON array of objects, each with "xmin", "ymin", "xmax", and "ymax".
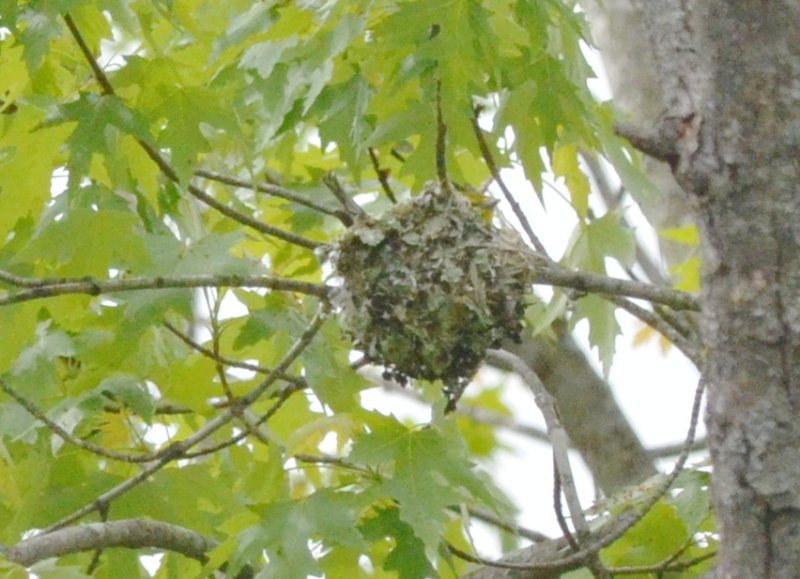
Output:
[{"xmin": 327, "ymin": 184, "xmax": 534, "ymax": 409}]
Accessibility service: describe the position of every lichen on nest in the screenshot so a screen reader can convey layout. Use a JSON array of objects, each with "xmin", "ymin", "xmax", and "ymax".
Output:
[{"xmin": 326, "ymin": 184, "xmax": 534, "ymax": 409}]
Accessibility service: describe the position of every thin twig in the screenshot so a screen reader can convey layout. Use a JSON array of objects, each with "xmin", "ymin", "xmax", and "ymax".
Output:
[
  {"xmin": 460, "ymin": 506, "xmax": 551, "ymax": 543},
  {"xmin": 85, "ymin": 502, "xmax": 109, "ymax": 574},
  {"xmin": 608, "ymin": 550, "xmax": 716, "ymax": 575},
  {"xmin": 163, "ymin": 321, "xmax": 308, "ymax": 389},
  {"xmin": 553, "ymin": 456, "xmax": 580, "ymax": 552},
  {"xmin": 194, "ymin": 169, "xmax": 348, "ymax": 222},
  {"xmin": 63, "ymin": 14, "xmax": 114, "ymax": 94},
  {"xmin": 321, "ymin": 172, "xmax": 365, "ymax": 220},
  {"xmin": 0, "ymin": 378, "xmax": 158, "ymax": 463},
  {"xmin": 0, "ymin": 269, "xmax": 55, "ymax": 288},
  {"xmin": 293, "ymin": 453, "xmax": 376, "ymax": 476},
  {"xmin": 181, "ymin": 381, "xmax": 305, "ymax": 459},
  {"xmin": 367, "ymin": 147, "xmax": 398, "ymax": 204},
  {"xmin": 609, "ymin": 295, "xmax": 703, "ymax": 367},
  {"xmin": 472, "ymin": 108, "xmax": 548, "ymax": 255},
  {"xmin": 63, "ymin": 14, "xmax": 319, "ymax": 251},
  {"xmin": 486, "ymin": 350, "xmax": 589, "ymax": 540},
  {"xmin": 204, "ymin": 291, "xmax": 271, "ymax": 447},
  {"xmin": 0, "ymin": 272, "xmax": 328, "ymax": 307},
  {"xmin": 435, "ymin": 78, "xmax": 448, "ymax": 188},
  {"xmin": 183, "ymin": 182, "xmax": 321, "ymax": 249}
]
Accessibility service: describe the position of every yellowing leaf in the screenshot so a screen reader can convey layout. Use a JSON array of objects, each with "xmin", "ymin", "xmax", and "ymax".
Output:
[
  {"xmin": 553, "ymin": 143, "xmax": 590, "ymax": 219},
  {"xmin": 671, "ymin": 256, "xmax": 701, "ymax": 293},
  {"xmin": 286, "ymin": 414, "xmax": 358, "ymax": 456},
  {"xmin": 660, "ymin": 224, "xmax": 700, "ymax": 246},
  {"xmin": 96, "ymin": 412, "xmax": 132, "ymax": 450}
]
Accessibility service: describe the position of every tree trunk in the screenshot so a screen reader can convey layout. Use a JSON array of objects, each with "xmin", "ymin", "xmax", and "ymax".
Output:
[{"xmin": 634, "ymin": 2, "xmax": 800, "ymax": 575}]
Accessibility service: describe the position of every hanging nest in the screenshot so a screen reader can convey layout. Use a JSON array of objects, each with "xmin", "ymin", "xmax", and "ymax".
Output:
[{"xmin": 327, "ymin": 184, "xmax": 534, "ymax": 409}]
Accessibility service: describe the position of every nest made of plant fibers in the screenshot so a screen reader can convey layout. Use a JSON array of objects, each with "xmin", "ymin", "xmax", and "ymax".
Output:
[{"xmin": 328, "ymin": 184, "xmax": 534, "ymax": 405}]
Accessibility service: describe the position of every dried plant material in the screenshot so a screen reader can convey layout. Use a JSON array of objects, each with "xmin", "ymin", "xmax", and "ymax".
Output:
[{"xmin": 327, "ymin": 184, "xmax": 533, "ymax": 408}]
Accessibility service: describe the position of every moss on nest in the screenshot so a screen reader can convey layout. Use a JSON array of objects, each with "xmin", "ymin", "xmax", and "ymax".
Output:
[{"xmin": 328, "ymin": 184, "xmax": 533, "ymax": 409}]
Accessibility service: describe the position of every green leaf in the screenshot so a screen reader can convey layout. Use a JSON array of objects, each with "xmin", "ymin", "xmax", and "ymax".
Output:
[
  {"xmin": 97, "ymin": 373, "xmax": 155, "ymax": 423},
  {"xmin": 669, "ymin": 469, "xmax": 712, "ymax": 531},
  {"xmin": 233, "ymin": 293, "xmax": 307, "ymax": 350},
  {"xmin": 602, "ymin": 502, "xmax": 688, "ymax": 567},
  {"xmin": 233, "ymin": 490, "xmax": 367, "ymax": 578},
  {"xmin": 0, "ymin": 107, "xmax": 70, "ymax": 238},
  {"xmin": 350, "ymin": 418, "xmax": 501, "ymax": 551},
  {"xmin": 15, "ymin": 206, "xmax": 150, "ymax": 276},
  {"xmin": 567, "ymin": 211, "xmax": 636, "ymax": 273},
  {"xmin": 359, "ymin": 506, "xmax": 435, "ymax": 579},
  {"xmin": 302, "ymin": 318, "xmax": 369, "ymax": 412},
  {"xmin": 314, "ymin": 73, "xmax": 372, "ymax": 173},
  {"xmin": 15, "ymin": 6, "xmax": 64, "ymax": 72},
  {"xmin": 43, "ymin": 94, "xmax": 156, "ymax": 190},
  {"xmin": 573, "ymin": 294, "xmax": 619, "ymax": 376},
  {"xmin": 552, "ymin": 143, "xmax": 590, "ymax": 219}
]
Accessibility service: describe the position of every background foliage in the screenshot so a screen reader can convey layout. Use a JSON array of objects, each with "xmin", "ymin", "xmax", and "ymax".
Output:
[{"xmin": 0, "ymin": 1, "xmax": 710, "ymax": 577}]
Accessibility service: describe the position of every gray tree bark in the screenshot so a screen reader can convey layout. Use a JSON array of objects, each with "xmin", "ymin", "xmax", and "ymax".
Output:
[
  {"xmin": 631, "ymin": 1, "xmax": 800, "ymax": 576},
  {"xmin": 467, "ymin": 1, "xmax": 800, "ymax": 577}
]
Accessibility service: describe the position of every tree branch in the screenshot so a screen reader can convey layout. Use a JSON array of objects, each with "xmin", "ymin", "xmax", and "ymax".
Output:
[
  {"xmin": 62, "ymin": 13, "xmax": 320, "ymax": 252},
  {"xmin": 472, "ymin": 109, "xmax": 548, "ymax": 255},
  {"xmin": 321, "ymin": 172, "xmax": 366, "ymax": 220},
  {"xmin": 0, "ymin": 378, "xmax": 158, "ymax": 463},
  {"xmin": 488, "ymin": 350, "xmax": 587, "ymax": 536},
  {"xmin": 532, "ymin": 262, "xmax": 700, "ymax": 311},
  {"xmin": 6, "ymin": 519, "xmax": 217, "ymax": 567},
  {"xmin": 0, "ymin": 271, "xmax": 329, "ymax": 307},
  {"xmin": 460, "ymin": 376, "xmax": 706, "ymax": 577},
  {"xmin": 486, "ymin": 349, "xmax": 608, "ymax": 578},
  {"xmin": 194, "ymin": 169, "xmax": 349, "ymax": 223},
  {"xmin": 40, "ymin": 307, "xmax": 327, "ymax": 534},
  {"xmin": 614, "ymin": 121, "xmax": 679, "ymax": 164}
]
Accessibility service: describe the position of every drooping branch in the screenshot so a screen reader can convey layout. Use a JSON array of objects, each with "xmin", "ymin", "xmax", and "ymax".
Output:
[
  {"xmin": 0, "ymin": 271, "xmax": 329, "ymax": 307},
  {"xmin": 486, "ymin": 349, "xmax": 609, "ymax": 578},
  {"xmin": 487, "ymin": 350, "xmax": 585, "ymax": 535}
]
